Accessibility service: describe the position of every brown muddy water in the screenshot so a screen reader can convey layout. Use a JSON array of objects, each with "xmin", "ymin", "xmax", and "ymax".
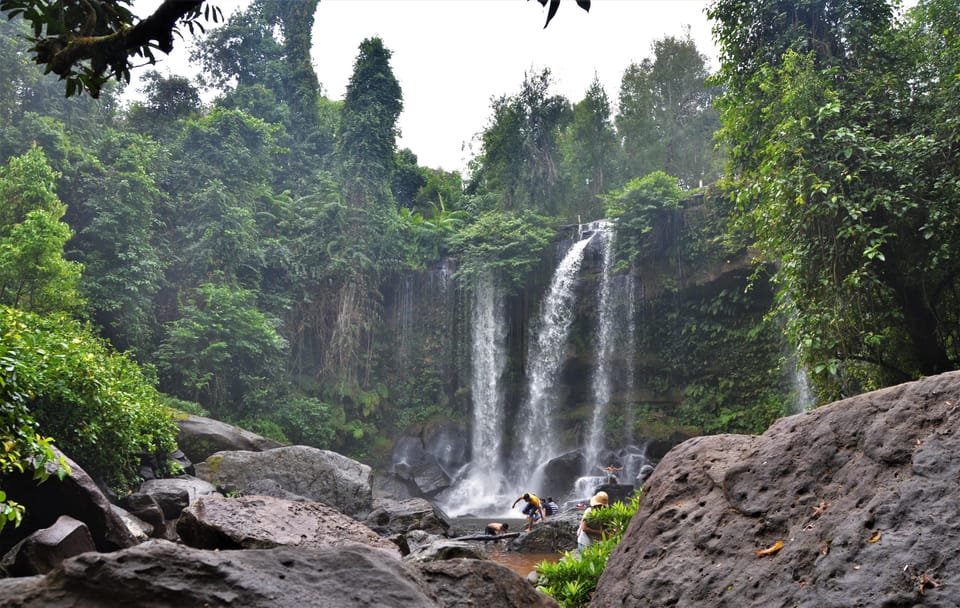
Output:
[
  {"xmin": 488, "ymin": 550, "xmax": 562, "ymax": 578},
  {"xmin": 451, "ymin": 517, "xmax": 562, "ymax": 578}
]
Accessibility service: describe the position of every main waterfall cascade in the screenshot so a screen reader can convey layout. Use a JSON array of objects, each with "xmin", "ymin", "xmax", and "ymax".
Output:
[{"xmin": 441, "ymin": 221, "xmax": 650, "ymax": 517}]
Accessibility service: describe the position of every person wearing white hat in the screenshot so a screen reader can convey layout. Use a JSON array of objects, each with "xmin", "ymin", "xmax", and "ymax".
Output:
[{"xmin": 577, "ymin": 491, "xmax": 609, "ymax": 553}]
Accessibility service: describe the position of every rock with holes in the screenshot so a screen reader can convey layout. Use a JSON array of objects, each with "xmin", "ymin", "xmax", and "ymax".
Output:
[{"xmin": 591, "ymin": 371, "xmax": 960, "ymax": 607}]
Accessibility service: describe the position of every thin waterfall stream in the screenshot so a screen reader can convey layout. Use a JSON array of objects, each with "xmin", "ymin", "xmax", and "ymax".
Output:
[{"xmin": 584, "ymin": 221, "xmax": 615, "ymax": 473}]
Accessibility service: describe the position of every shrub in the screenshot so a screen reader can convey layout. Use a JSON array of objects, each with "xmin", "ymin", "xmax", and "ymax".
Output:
[
  {"xmin": 0, "ymin": 306, "xmax": 178, "ymax": 492},
  {"xmin": 536, "ymin": 494, "xmax": 641, "ymax": 607}
]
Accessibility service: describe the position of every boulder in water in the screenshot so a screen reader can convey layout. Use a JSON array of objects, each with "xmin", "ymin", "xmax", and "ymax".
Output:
[{"xmin": 538, "ymin": 451, "xmax": 585, "ymax": 500}]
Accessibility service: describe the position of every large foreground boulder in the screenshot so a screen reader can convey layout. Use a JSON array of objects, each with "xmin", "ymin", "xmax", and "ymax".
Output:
[
  {"xmin": 193, "ymin": 445, "xmax": 373, "ymax": 518},
  {"xmin": 0, "ymin": 539, "xmax": 558, "ymax": 607},
  {"xmin": 592, "ymin": 371, "xmax": 960, "ymax": 607},
  {"xmin": 176, "ymin": 494, "xmax": 398, "ymax": 555}
]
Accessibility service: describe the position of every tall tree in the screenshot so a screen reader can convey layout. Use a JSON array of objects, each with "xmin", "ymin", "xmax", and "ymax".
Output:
[
  {"xmin": 616, "ymin": 30, "xmax": 721, "ymax": 188},
  {"xmin": 470, "ymin": 68, "xmax": 571, "ymax": 214},
  {"xmin": 710, "ymin": 0, "xmax": 960, "ymax": 399},
  {"xmin": 337, "ymin": 37, "xmax": 403, "ymax": 208},
  {"xmin": 561, "ymin": 76, "xmax": 618, "ymax": 220},
  {"xmin": 0, "ymin": 147, "xmax": 84, "ymax": 314}
]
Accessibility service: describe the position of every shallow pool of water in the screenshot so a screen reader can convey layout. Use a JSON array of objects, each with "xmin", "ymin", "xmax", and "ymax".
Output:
[{"xmin": 487, "ymin": 550, "xmax": 561, "ymax": 578}]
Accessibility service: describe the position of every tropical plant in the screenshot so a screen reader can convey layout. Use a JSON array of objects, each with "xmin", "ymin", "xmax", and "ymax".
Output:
[
  {"xmin": 155, "ymin": 283, "xmax": 288, "ymax": 420},
  {"xmin": 536, "ymin": 494, "xmax": 640, "ymax": 607},
  {"xmin": 0, "ymin": 147, "xmax": 84, "ymax": 315}
]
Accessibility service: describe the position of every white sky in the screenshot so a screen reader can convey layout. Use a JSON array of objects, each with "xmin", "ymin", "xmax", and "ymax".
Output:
[{"xmin": 137, "ymin": 0, "xmax": 718, "ymax": 174}]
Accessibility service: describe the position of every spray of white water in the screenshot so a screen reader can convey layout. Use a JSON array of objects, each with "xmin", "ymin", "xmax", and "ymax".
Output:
[
  {"xmin": 584, "ymin": 221, "xmax": 615, "ymax": 472},
  {"xmin": 439, "ymin": 272, "xmax": 508, "ymax": 515},
  {"xmin": 512, "ymin": 230, "xmax": 596, "ymax": 486}
]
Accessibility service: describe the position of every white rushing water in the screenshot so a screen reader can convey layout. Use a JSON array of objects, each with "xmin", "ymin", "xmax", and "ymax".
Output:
[
  {"xmin": 438, "ymin": 272, "xmax": 508, "ymax": 516},
  {"xmin": 584, "ymin": 221, "xmax": 615, "ymax": 472},
  {"xmin": 622, "ymin": 272, "xmax": 638, "ymax": 447},
  {"xmin": 512, "ymin": 229, "xmax": 597, "ymax": 483}
]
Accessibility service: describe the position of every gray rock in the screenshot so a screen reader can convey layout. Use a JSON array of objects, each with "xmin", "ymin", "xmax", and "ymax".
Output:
[
  {"xmin": 391, "ymin": 436, "xmax": 451, "ymax": 497},
  {"xmin": 193, "ymin": 445, "xmax": 373, "ymax": 518},
  {"xmin": 591, "ymin": 371, "xmax": 960, "ymax": 608},
  {"xmin": 137, "ymin": 476, "xmax": 217, "ymax": 520},
  {"xmin": 0, "ymin": 539, "xmax": 558, "ymax": 607},
  {"xmin": 0, "ymin": 449, "xmax": 136, "ymax": 556},
  {"xmin": 420, "ymin": 421, "xmax": 469, "ymax": 477},
  {"xmin": 364, "ymin": 497, "xmax": 452, "ymax": 536},
  {"xmin": 117, "ymin": 492, "xmax": 164, "ymax": 536},
  {"xmin": 174, "ymin": 413, "xmax": 282, "ymax": 464},
  {"xmin": 242, "ymin": 477, "xmax": 311, "ymax": 501},
  {"xmin": 411, "ymin": 558, "xmax": 560, "ymax": 607},
  {"xmin": 538, "ymin": 451, "xmax": 585, "ymax": 500},
  {"xmin": 176, "ymin": 494, "xmax": 399, "ymax": 555},
  {"xmin": 509, "ymin": 510, "xmax": 580, "ymax": 554},
  {"xmin": 1, "ymin": 515, "xmax": 96, "ymax": 576},
  {"xmin": 109, "ymin": 505, "xmax": 152, "ymax": 541},
  {"xmin": 403, "ymin": 539, "xmax": 486, "ymax": 563}
]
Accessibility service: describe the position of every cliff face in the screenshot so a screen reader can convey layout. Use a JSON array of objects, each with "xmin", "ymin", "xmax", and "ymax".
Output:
[
  {"xmin": 591, "ymin": 371, "xmax": 960, "ymax": 607},
  {"xmin": 377, "ymin": 194, "xmax": 792, "ymax": 468}
]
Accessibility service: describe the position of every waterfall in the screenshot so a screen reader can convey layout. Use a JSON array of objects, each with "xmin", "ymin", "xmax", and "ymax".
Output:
[
  {"xmin": 468, "ymin": 272, "xmax": 507, "ymax": 488},
  {"xmin": 512, "ymin": 229, "xmax": 597, "ymax": 482},
  {"xmin": 584, "ymin": 221, "xmax": 615, "ymax": 472},
  {"xmin": 436, "ymin": 272, "xmax": 507, "ymax": 516},
  {"xmin": 622, "ymin": 272, "xmax": 638, "ymax": 446}
]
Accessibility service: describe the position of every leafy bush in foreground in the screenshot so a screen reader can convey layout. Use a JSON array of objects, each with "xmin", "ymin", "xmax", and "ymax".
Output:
[
  {"xmin": 0, "ymin": 306, "xmax": 178, "ymax": 492},
  {"xmin": 536, "ymin": 494, "xmax": 641, "ymax": 607}
]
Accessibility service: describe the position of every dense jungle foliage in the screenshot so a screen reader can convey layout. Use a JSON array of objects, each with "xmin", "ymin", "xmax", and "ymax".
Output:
[{"xmin": 0, "ymin": 0, "xmax": 957, "ymax": 528}]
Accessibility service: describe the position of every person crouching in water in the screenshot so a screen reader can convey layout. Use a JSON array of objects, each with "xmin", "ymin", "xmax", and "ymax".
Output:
[
  {"xmin": 577, "ymin": 491, "xmax": 609, "ymax": 554},
  {"xmin": 485, "ymin": 522, "xmax": 509, "ymax": 535},
  {"xmin": 511, "ymin": 493, "xmax": 546, "ymax": 532}
]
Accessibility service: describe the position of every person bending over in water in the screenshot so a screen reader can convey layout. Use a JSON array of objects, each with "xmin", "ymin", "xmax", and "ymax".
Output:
[{"xmin": 485, "ymin": 522, "xmax": 509, "ymax": 535}]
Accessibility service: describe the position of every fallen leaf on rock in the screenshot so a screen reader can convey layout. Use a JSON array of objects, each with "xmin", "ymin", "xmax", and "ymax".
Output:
[
  {"xmin": 917, "ymin": 573, "xmax": 940, "ymax": 595},
  {"xmin": 867, "ymin": 531, "xmax": 881, "ymax": 543},
  {"xmin": 754, "ymin": 540, "xmax": 784, "ymax": 557},
  {"xmin": 812, "ymin": 501, "xmax": 828, "ymax": 517},
  {"xmin": 818, "ymin": 541, "xmax": 830, "ymax": 556}
]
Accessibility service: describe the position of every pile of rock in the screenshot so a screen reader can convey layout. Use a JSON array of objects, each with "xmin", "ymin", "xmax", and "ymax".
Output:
[{"xmin": 0, "ymin": 413, "xmax": 560, "ymax": 607}]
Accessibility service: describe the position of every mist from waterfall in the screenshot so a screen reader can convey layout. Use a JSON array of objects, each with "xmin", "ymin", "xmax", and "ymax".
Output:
[
  {"xmin": 584, "ymin": 221, "xmax": 615, "ymax": 472},
  {"xmin": 512, "ymin": 229, "xmax": 596, "ymax": 485}
]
